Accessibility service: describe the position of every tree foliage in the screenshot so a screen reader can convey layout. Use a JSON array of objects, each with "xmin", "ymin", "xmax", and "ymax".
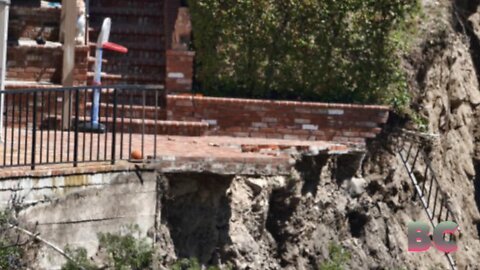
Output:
[{"xmin": 188, "ymin": 0, "xmax": 419, "ymax": 105}]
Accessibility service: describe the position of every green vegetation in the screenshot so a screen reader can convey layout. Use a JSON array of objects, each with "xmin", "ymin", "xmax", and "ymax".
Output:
[
  {"xmin": 319, "ymin": 243, "xmax": 351, "ymax": 270},
  {"xmin": 62, "ymin": 225, "xmax": 153, "ymax": 270},
  {"xmin": 171, "ymin": 257, "xmax": 231, "ymax": 270},
  {"xmin": 62, "ymin": 247, "xmax": 98, "ymax": 270},
  {"xmin": 188, "ymin": 0, "xmax": 420, "ymax": 108},
  {"xmin": 0, "ymin": 209, "xmax": 23, "ymax": 269},
  {"xmin": 62, "ymin": 226, "xmax": 229, "ymax": 270}
]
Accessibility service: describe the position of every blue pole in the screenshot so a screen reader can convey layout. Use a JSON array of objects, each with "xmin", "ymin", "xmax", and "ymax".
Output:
[{"xmin": 91, "ymin": 48, "xmax": 103, "ymax": 126}]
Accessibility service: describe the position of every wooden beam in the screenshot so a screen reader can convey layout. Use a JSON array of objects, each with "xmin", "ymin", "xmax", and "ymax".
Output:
[{"xmin": 61, "ymin": 0, "xmax": 77, "ymax": 129}]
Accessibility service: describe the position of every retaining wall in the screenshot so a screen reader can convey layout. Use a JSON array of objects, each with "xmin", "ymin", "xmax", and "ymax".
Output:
[{"xmin": 167, "ymin": 95, "xmax": 390, "ymax": 143}]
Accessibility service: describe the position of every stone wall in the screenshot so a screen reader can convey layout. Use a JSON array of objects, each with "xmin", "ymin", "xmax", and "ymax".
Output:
[{"xmin": 167, "ymin": 95, "xmax": 390, "ymax": 144}]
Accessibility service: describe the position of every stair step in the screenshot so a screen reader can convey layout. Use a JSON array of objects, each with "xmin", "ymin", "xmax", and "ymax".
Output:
[
  {"xmin": 102, "ymin": 56, "xmax": 165, "ymax": 67},
  {"xmin": 88, "ymin": 56, "xmax": 108, "ymax": 64},
  {"xmin": 89, "ymin": 23, "xmax": 164, "ymax": 36},
  {"xmin": 78, "ymin": 117, "xmax": 208, "ymax": 136},
  {"xmin": 87, "ymin": 72, "xmax": 122, "ymax": 80},
  {"xmin": 89, "ymin": 6, "xmax": 164, "ymax": 18},
  {"xmin": 5, "ymin": 80, "xmax": 62, "ymax": 90},
  {"xmin": 85, "ymin": 102, "xmax": 167, "ymax": 120}
]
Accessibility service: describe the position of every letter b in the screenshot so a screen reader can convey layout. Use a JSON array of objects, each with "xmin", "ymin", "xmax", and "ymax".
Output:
[{"xmin": 408, "ymin": 222, "xmax": 431, "ymax": 252}]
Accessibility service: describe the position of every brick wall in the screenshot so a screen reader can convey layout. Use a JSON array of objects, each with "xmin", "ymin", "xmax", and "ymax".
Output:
[
  {"xmin": 167, "ymin": 95, "xmax": 390, "ymax": 144},
  {"xmin": 7, "ymin": 45, "xmax": 89, "ymax": 86},
  {"xmin": 9, "ymin": 7, "xmax": 61, "ymax": 42}
]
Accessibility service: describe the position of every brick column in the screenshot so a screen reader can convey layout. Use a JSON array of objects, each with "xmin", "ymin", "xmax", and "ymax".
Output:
[
  {"xmin": 165, "ymin": 6, "xmax": 195, "ymax": 94},
  {"xmin": 166, "ymin": 50, "xmax": 195, "ymax": 94}
]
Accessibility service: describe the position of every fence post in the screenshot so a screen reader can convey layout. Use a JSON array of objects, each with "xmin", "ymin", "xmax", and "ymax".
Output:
[
  {"xmin": 31, "ymin": 92, "xmax": 37, "ymax": 170},
  {"xmin": 111, "ymin": 88, "xmax": 118, "ymax": 165},
  {"xmin": 73, "ymin": 89, "xmax": 79, "ymax": 167}
]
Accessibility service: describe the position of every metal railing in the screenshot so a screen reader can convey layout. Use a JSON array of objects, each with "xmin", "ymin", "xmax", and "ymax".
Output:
[
  {"xmin": 397, "ymin": 132, "xmax": 457, "ymax": 270},
  {"xmin": 0, "ymin": 85, "xmax": 165, "ymax": 170}
]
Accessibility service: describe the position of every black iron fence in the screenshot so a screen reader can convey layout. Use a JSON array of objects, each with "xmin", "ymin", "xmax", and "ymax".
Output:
[
  {"xmin": 397, "ymin": 132, "xmax": 457, "ymax": 270},
  {"xmin": 0, "ymin": 85, "xmax": 166, "ymax": 170}
]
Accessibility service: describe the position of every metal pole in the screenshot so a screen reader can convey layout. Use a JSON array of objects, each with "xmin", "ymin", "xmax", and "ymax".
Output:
[
  {"xmin": 0, "ymin": 0, "xmax": 10, "ymax": 143},
  {"xmin": 61, "ymin": 0, "xmax": 77, "ymax": 130}
]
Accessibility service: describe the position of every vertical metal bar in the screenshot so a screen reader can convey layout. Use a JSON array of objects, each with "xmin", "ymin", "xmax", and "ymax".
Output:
[
  {"xmin": 411, "ymin": 148, "xmax": 420, "ymax": 169},
  {"xmin": 83, "ymin": 88, "xmax": 87, "ymax": 162},
  {"xmin": 422, "ymin": 165, "xmax": 428, "ymax": 195},
  {"xmin": 104, "ymin": 87, "xmax": 110, "ymax": 161},
  {"xmin": 31, "ymin": 92, "xmax": 37, "ymax": 170},
  {"xmin": 405, "ymin": 143, "xmax": 413, "ymax": 162},
  {"xmin": 89, "ymin": 87, "xmax": 93, "ymax": 161},
  {"xmin": 60, "ymin": 89, "xmax": 65, "ymax": 163},
  {"xmin": 9, "ymin": 93, "xmax": 14, "ymax": 165},
  {"xmin": 111, "ymin": 88, "xmax": 118, "ymax": 164},
  {"xmin": 17, "ymin": 93, "xmax": 22, "ymax": 165},
  {"xmin": 96, "ymin": 88, "xmax": 101, "ymax": 161},
  {"xmin": 445, "ymin": 210, "xmax": 449, "ymax": 222},
  {"xmin": 427, "ymin": 174, "xmax": 435, "ymax": 207},
  {"xmin": 438, "ymin": 198, "xmax": 444, "ymax": 223},
  {"xmin": 66, "ymin": 90, "xmax": 71, "ymax": 162},
  {"xmin": 2, "ymin": 93, "xmax": 6, "ymax": 166},
  {"xmin": 24, "ymin": 92, "xmax": 29, "ymax": 165},
  {"xmin": 40, "ymin": 91, "xmax": 44, "ymax": 164},
  {"xmin": 53, "ymin": 91, "xmax": 58, "ymax": 163},
  {"xmin": 128, "ymin": 90, "xmax": 133, "ymax": 160},
  {"xmin": 73, "ymin": 89, "xmax": 80, "ymax": 167},
  {"xmin": 432, "ymin": 188, "xmax": 439, "ymax": 219},
  {"xmin": 141, "ymin": 88, "xmax": 145, "ymax": 159},
  {"xmin": 120, "ymin": 88, "xmax": 125, "ymax": 160},
  {"xmin": 46, "ymin": 91, "xmax": 51, "ymax": 163},
  {"xmin": 154, "ymin": 89, "xmax": 158, "ymax": 159}
]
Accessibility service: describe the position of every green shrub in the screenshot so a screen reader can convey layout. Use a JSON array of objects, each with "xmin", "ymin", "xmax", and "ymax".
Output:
[
  {"xmin": 61, "ymin": 247, "xmax": 98, "ymax": 270},
  {"xmin": 0, "ymin": 209, "xmax": 23, "ymax": 269},
  {"xmin": 189, "ymin": 0, "xmax": 419, "ymax": 107},
  {"xmin": 319, "ymin": 243, "xmax": 351, "ymax": 270},
  {"xmin": 61, "ymin": 225, "xmax": 153, "ymax": 270},
  {"xmin": 97, "ymin": 226, "xmax": 153, "ymax": 270},
  {"xmin": 171, "ymin": 257, "xmax": 230, "ymax": 270}
]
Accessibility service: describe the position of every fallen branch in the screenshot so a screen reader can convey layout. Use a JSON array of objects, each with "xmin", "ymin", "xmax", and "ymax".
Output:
[{"xmin": 8, "ymin": 223, "xmax": 76, "ymax": 264}]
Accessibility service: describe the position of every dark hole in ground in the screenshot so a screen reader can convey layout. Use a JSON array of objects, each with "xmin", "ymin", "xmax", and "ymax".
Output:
[
  {"xmin": 265, "ymin": 188, "xmax": 301, "ymax": 267},
  {"xmin": 161, "ymin": 173, "xmax": 233, "ymax": 266},
  {"xmin": 347, "ymin": 210, "xmax": 368, "ymax": 238},
  {"xmin": 295, "ymin": 154, "xmax": 329, "ymax": 196},
  {"xmin": 366, "ymin": 181, "xmax": 383, "ymax": 196}
]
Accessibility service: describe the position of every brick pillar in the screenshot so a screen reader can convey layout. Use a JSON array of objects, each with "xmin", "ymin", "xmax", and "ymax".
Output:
[
  {"xmin": 166, "ymin": 6, "xmax": 195, "ymax": 94},
  {"xmin": 166, "ymin": 50, "xmax": 195, "ymax": 94}
]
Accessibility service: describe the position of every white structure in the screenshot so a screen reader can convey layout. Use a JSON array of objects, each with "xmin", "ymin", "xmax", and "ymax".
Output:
[{"xmin": 0, "ymin": 0, "xmax": 9, "ymax": 142}]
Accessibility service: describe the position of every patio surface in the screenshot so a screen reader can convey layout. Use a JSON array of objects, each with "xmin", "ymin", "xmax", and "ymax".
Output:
[{"xmin": 0, "ymin": 127, "xmax": 355, "ymax": 179}]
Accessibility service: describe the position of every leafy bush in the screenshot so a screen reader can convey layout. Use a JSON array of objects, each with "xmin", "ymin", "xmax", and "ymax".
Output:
[
  {"xmin": 62, "ymin": 247, "xmax": 98, "ymax": 270},
  {"xmin": 319, "ymin": 243, "xmax": 351, "ymax": 270},
  {"xmin": 97, "ymin": 225, "xmax": 153, "ymax": 270},
  {"xmin": 189, "ymin": 0, "xmax": 419, "ymax": 107},
  {"xmin": 62, "ymin": 225, "xmax": 153, "ymax": 270},
  {"xmin": 0, "ymin": 209, "xmax": 23, "ymax": 269},
  {"xmin": 171, "ymin": 257, "xmax": 230, "ymax": 270}
]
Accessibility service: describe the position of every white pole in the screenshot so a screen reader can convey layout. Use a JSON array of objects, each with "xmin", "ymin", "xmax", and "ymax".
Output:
[{"xmin": 0, "ymin": 0, "xmax": 10, "ymax": 143}]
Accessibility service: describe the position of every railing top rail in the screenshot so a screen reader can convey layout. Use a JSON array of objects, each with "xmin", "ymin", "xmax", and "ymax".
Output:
[{"xmin": 0, "ymin": 84, "xmax": 166, "ymax": 94}]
